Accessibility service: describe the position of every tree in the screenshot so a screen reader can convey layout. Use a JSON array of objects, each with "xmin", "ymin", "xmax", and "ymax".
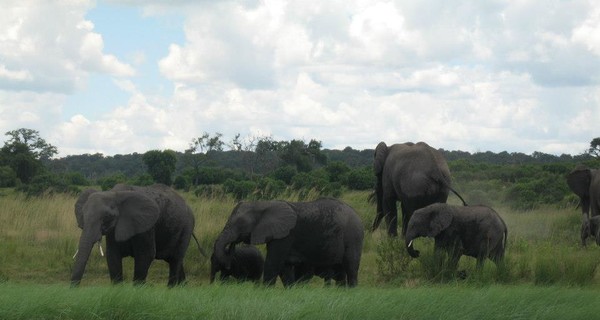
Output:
[
  {"xmin": 278, "ymin": 139, "xmax": 327, "ymax": 172},
  {"xmin": 3, "ymin": 128, "xmax": 57, "ymax": 161},
  {"xmin": 184, "ymin": 132, "xmax": 224, "ymax": 185},
  {"xmin": 142, "ymin": 150, "xmax": 177, "ymax": 185},
  {"xmin": 588, "ymin": 137, "xmax": 600, "ymax": 158},
  {"xmin": 1, "ymin": 128, "xmax": 57, "ymax": 184}
]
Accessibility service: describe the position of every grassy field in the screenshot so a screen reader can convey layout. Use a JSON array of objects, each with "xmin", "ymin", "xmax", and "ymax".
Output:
[{"xmin": 1, "ymin": 188, "xmax": 600, "ymax": 318}]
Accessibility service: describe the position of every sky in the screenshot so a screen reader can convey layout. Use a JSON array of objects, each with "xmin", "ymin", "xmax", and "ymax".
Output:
[{"xmin": 1, "ymin": 0, "xmax": 599, "ymax": 157}]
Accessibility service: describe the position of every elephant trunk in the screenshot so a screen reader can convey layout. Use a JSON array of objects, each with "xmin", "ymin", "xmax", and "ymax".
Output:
[
  {"xmin": 214, "ymin": 230, "xmax": 236, "ymax": 271},
  {"xmin": 71, "ymin": 227, "xmax": 102, "ymax": 286},
  {"xmin": 405, "ymin": 235, "xmax": 420, "ymax": 258}
]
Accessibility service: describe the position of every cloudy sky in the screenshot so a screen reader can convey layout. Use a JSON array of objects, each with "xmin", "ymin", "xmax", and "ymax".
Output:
[{"xmin": 1, "ymin": 0, "xmax": 599, "ymax": 157}]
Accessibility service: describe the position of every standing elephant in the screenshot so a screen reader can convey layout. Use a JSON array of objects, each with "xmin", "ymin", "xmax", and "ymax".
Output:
[
  {"xmin": 405, "ymin": 203, "xmax": 507, "ymax": 270},
  {"xmin": 212, "ymin": 198, "xmax": 364, "ymax": 287},
  {"xmin": 566, "ymin": 165, "xmax": 600, "ymax": 246},
  {"xmin": 210, "ymin": 244, "xmax": 264, "ymax": 283},
  {"xmin": 71, "ymin": 184, "xmax": 195, "ymax": 287},
  {"xmin": 372, "ymin": 142, "xmax": 465, "ymax": 252}
]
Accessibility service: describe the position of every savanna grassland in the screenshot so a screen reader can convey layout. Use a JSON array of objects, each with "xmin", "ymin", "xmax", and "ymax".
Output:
[{"xmin": 1, "ymin": 189, "xmax": 600, "ymax": 319}]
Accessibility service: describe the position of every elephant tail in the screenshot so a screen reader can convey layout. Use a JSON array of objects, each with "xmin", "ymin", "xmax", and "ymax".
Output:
[
  {"xmin": 449, "ymin": 186, "xmax": 468, "ymax": 206},
  {"xmin": 192, "ymin": 233, "xmax": 209, "ymax": 258}
]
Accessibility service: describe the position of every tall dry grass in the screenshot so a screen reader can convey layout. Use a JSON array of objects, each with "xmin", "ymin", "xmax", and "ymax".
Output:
[{"xmin": 1, "ymin": 188, "xmax": 599, "ymax": 286}]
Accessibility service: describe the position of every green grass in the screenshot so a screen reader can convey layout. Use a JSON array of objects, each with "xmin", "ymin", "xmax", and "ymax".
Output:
[
  {"xmin": 1, "ymin": 189, "xmax": 600, "ymax": 318},
  {"xmin": 0, "ymin": 283, "xmax": 599, "ymax": 319}
]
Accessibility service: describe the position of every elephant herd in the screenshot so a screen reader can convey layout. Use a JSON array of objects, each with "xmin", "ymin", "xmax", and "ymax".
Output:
[{"xmin": 70, "ymin": 141, "xmax": 594, "ymax": 288}]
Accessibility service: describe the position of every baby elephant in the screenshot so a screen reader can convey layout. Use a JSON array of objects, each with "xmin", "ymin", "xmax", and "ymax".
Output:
[
  {"xmin": 405, "ymin": 203, "xmax": 507, "ymax": 270},
  {"xmin": 210, "ymin": 245, "xmax": 264, "ymax": 283}
]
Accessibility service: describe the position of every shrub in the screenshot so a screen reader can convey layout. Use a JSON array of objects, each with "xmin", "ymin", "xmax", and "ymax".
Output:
[
  {"xmin": 98, "ymin": 173, "xmax": 127, "ymax": 191},
  {"xmin": 345, "ymin": 167, "xmax": 375, "ymax": 190},
  {"xmin": 173, "ymin": 175, "xmax": 191, "ymax": 190},
  {"xmin": 223, "ymin": 179, "xmax": 257, "ymax": 200},
  {"xmin": 0, "ymin": 165, "xmax": 17, "ymax": 187}
]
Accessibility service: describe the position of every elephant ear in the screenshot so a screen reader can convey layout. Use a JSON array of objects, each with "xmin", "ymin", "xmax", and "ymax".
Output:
[
  {"xmin": 74, "ymin": 188, "xmax": 99, "ymax": 229},
  {"xmin": 374, "ymin": 142, "xmax": 388, "ymax": 175},
  {"xmin": 114, "ymin": 191, "xmax": 160, "ymax": 242},
  {"xmin": 567, "ymin": 166, "xmax": 591, "ymax": 198},
  {"xmin": 428, "ymin": 206, "xmax": 453, "ymax": 237},
  {"xmin": 250, "ymin": 201, "xmax": 297, "ymax": 245}
]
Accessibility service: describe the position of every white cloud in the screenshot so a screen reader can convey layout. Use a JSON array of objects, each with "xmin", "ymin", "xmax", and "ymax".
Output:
[
  {"xmin": 571, "ymin": 3, "xmax": 600, "ymax": 55},
  {"xmin": 3, "ymin": 0, "xmax": 600, "ymax": 157},
  {"xmin": 0, "ymin": 0, "xmax": 134, "ymax": 93}
]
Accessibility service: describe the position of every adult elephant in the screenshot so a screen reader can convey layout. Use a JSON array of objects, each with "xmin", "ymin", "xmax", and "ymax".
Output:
[
  {"xmin": 71, "ymin": 184, "xmax": 195, "ymax": 287},
  {"xmin": 372, "ymin": 142, "xmax": 465, "ymax": 249},
  {"xmin": 567, "ymin": 165, "xmax": 600, "ymax": 246},
  {"xmin": 213, "ymin": 198, "xmax": 364, "ymax": 287}
]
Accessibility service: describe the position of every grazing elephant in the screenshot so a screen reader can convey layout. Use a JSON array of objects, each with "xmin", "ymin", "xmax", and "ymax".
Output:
[
  {"xmin": 71, "ymin": 184, "xmax": 195, "ymax": 287},
  {"xmin": 372, "ymin": 142, "xmax": 465, "ymax": 255},
  {"xmin": 213, "ymin": 198, "xmax": 364, "ymax": 287},
  {"xmin": 566, "ymin": 165, "xmax": 600, "ymax": 246},
  {"xmin": 210, "ymin": 244, "xmax": 264, "ymax": 283},
  {"xmin": 405, "ymin": 203, "xmax": 507, "ymax": 270}
]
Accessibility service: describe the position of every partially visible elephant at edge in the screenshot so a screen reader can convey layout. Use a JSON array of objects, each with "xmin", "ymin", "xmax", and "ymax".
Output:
[
  {"xmin": 213, "ymin": 198, "xmax": 364, "ymax": 287},
  {"xmin": 71, "ymin": 184, "xmax": 195, "ymax": 287},
  {"xmin": 405, "ymin": 203, "xmax": 507, "ymax": 270},
  {"xmin": 582, "ymin": 215, "xmax": 600, "ymax": 246},
  {"xmin": 566, "ymin": 165, "xmax": 600, "ymax": 246},
  {"xmin": 210, "ymin": 244, "xmax": 264, "ymax": 283},
  {"xmin": 372, "ymin": 141, "xmax": 465, "ymax": 255}
]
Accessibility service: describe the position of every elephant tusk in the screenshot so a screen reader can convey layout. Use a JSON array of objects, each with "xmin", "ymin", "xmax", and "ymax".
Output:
[
  {"xmin": 98, "ymin": 242, "xmax": 104, "ymax": 257},
  {"xmin": 72, "ymin": 249, "xmax": 79, "ymax": 260},
  {"xmin": 408, "ymin": 240, "xmax": 413, "ymax": 247}
]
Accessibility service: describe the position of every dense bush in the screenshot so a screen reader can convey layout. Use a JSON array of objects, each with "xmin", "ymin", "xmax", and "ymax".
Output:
[
  {"xmin": 98, "ymin": 173, "xmax": 128, "ymax": 191},
  {"xmin": 0, "ymin": 165, "xmax": 17, "ymax": 187}
]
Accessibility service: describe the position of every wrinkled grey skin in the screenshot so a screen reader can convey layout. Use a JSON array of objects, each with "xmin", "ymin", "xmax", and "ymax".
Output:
[
  {"xmin": 373, "ymin": 142, "xmax": 464, "ymax": 256},
  {"xmin": 566, "ymin": 165, "xmax": 600, "ymax": 246},
  {"xmin": 210, "ymin": 245, "xmax": 264, "ymax": 283},
  {"xmin": 405, "ymin": 203, "xmax": 507, "ymax": 270},
  {"xmin": 71, "ymin": 184, "xmax": 195, "ymax": 287},
  {"xmin": 213, "ymin": 198, "xmax": 364, "ymax": 287}
]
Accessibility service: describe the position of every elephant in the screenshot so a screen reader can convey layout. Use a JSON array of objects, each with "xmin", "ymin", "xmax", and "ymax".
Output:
[
  {"xmin": 71, "ymin": 183, "xmax": 196, "ymax": 287},
  {"xmin": 582, "ymin": 215, "xmax": 600, "ymax": 246},
  {"xmin": 210, "ymin": 244, "xmax": 264, "ymax": 283},
  {"xmin": 566, "ymin": 165, "xmax": 600, "ymax": 246},
  {"xmin": 405, "ymin": 203, "xmax": 507, "ymax": 270},
  {"xmin": 372, "ymin": 142, "xmax": 465, "ymax": 255},
  {"xmin": 212, "ymin": 198, "xmax": 364, "ymax": 287}
]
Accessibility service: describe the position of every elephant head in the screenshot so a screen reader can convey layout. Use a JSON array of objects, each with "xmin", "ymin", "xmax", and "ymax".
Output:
[
  {"xmin": 567, "ymin": 165, "xmax": 594, "ymax": 245},
  {"xmin": 405, "ymin": 203, "xmax": 453, "ymax": 258},
  {"xmin": 71, "ymin": 190, "xmax": 160, "ymax": 285},
  {"xmin": 213, "ymin": 201, "xmax": 297, "ymax": 271}
]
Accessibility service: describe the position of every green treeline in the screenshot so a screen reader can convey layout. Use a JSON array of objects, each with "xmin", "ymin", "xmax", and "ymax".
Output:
[{"xmin": 1, "ymin": 128, "xmax": 599, "ymax": 211}]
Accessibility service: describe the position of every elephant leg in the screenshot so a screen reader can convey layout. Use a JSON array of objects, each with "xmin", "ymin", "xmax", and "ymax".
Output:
[
  {"xmin": 383, "ymin": 198, "xmax": 398, "ymax": 237},
  {"xmin": 167, "ymin": 259, "xmax": 186, "ymax": 287},
  {"xmin": 263, "ymin": 238, "xmax": 293, "ymax": 286},
  {"xmin": 343, "ymin": 252, "xmax": 361, "ymax": 287},
  {"xmin": 105, "ymin": 242, "xmax": 124, "ymax": 284},
  {"xmin": 132, "ymin": 255, "xmax": 153, "ymax": 285}
]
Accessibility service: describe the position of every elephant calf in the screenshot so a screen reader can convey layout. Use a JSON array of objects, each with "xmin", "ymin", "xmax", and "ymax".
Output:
[
  {"xmin": 210, "ymin": 245, "xmax": 264, "ymax": 283},
  {"xmin": 406, "ymin": 203, "xmax": 507, "ymax": 270}
]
